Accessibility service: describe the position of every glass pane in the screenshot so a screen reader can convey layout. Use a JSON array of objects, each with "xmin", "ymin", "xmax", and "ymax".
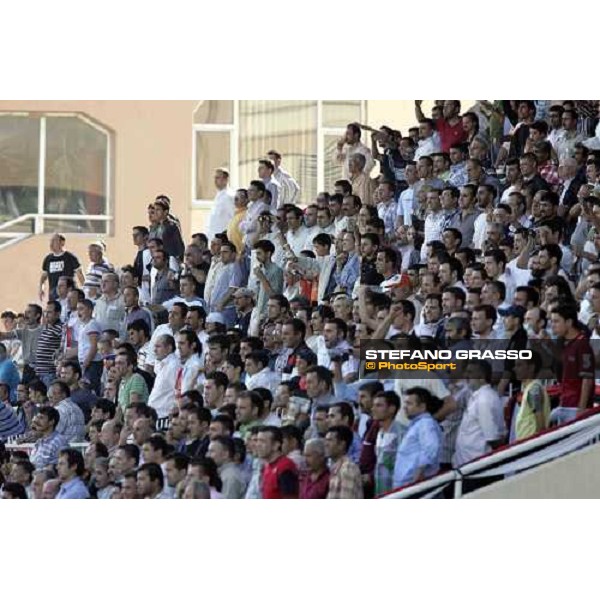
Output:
[
  {"xmin": 194, "ymin": 100, "xmax": 234, "ymax": 124},
  {"xmin": 324, "ymin": 133, "xmax": 345, "ymax": 194},
  {"xmin": 322, "ymin": 100, "xmax": 362, "ymax": 128},
  {"xmin": 43, "ymin": 217, "xmax": 108, "ymax": 235},
  {"xmin": 0, "ymin": 115, "xmax": 40, "ymax": 224},
  {"xmin": 239, "ymin": 100, "xmax": 317, "ymax": 204},
  {"xmin": 195, "ymin": 130, "xmax": 230, "ymax": 200},
  {"xmin": 45, "ymin": 116, "xmax": 108, "ymax": 232}
]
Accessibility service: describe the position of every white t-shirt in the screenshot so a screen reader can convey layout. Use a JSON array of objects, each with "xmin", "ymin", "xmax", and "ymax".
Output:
[{"xmin": 77, "ymin": 319, "xmax": 102, "ymax": 364}]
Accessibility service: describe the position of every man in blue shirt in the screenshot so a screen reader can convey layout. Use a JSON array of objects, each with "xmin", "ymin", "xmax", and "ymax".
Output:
[
  {"xmin": 393, "ymin": 386, "xmax": 442, "ymax": 489},
  {"xmin": 56, "ymin": 448, "xmax": 90, "ymax": 499},
  {"xmin": 0, "ymin": 397, "xmax": 24, "ymax": 442},
  {"xmin": 0, "ymin": 344, "xmax": 20, "ymax": 405}
]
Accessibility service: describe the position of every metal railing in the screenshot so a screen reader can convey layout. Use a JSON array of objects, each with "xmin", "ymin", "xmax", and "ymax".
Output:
[
  {"xmin": 0, "ymin": 213, "xmax": 113, "ymax": 250},
  {"xmin": 382, "ymin": 408, "xmax": 600, "ymax": 499}
]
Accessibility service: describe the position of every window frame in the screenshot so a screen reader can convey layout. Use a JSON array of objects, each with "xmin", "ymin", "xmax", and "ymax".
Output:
[
  {"xmin": 0, "ymin": 111, "xmax": 113, "ymax": 236},
  {"xmin": 191, "ymin": 100, "xmax": 366, "ymax": 205}
]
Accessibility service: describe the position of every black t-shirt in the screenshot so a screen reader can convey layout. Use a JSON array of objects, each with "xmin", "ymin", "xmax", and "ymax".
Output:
[{"xmin": 42, "ymin": 252, "xmax": 81, "ymax": 295}]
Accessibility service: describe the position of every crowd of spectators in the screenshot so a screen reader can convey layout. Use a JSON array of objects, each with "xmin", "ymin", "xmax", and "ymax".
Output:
[{"xmin": 1, "ymin": 100, "xmax": 600, "ymax": 499}]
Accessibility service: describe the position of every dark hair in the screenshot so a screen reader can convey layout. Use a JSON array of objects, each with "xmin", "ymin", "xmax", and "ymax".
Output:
[
  {"xmin": 312, "ymin": 233, "xmax": 333, "ymax": 249},
  {"xmin": 119, "ymin": 444, "xmax": 141, "ymax": 467},
  {"xmin": 138, "ymin": 462, "xmax": 164, "ymax": 488},
  {"xmin": 213, "ymin": 435, "xmax": 235, "ymax": 459},
  {"xmin": 280, "ymin": 424, "xmax": 303, "ymax": 449},
  {"xmin": 94, "ymin": 398, "xmax": 117, "ymax": 420},
  {"xmin": 258, "ymin": 425, "xmax": 283, "ymax": 447},
  {"xmin": 330, "ymin": 402, "xmax": 355, "ymax": 427},
  {"xmin": 190, "ymin": 457, "xmax": 222, "ymax": 492},
  {"xmin": 205, "ymin": 371, "xmax": 229, "ymax": 390},
  {"xmin": 467, "ymin": 359, "xmax": 493, "ymax": 384},
  {"xmin": 358, "ymin": 381, "xmax": 384, "ymax": 397},
  {"xmin": 127, "ymin": 319, "xmax": 150, "ymax": 339},
  {"xmin": 240, "ymin": 336, "xmax": 264, "ymax": 352},
  {"xmin": 305, "ymin": 365, "xmax": 333, "ymax": 391},
  {"xmin": 2, "ymin": 482, "xmax": 27, "ymax": 499},
  {"xmin": 246, "ymin": 349, "xmax": 270, "ymax": 370},
  {"xmin": 38, "ymin": 405, "xmax": 60, "ymax": 429},
  {"xmin": 59, "ymin": 448, "xmax": 85, "ymax": 477},
  {"xmin": 326, "ymin": 425, "xmax": 354, "ymax": 453},
  {"xmin": 212, "ymin": 414, "xmax": 234, "ymax": 436},
  {"xmin": 473, "ymin": 304, "xmax": 498, "ymax": 326},
  {"xmin": 444, "ymin": 286, "xmax": 466, "ymax": 306},
  {"xmin": 515, "ymin": 286, "xmax": 540, "ymax": 306}
]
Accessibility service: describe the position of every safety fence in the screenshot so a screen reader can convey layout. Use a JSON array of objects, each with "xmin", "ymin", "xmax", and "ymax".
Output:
[{"xmin": 381, "ymin": 408, "xmax": 600, "ymax": 499}]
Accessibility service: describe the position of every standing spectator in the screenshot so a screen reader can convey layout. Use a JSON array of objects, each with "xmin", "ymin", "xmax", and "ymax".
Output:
[
  {"xmin": 453, "ymin": 360, "xmax": 506, "ymax": 468},
  {"xmin": 550, "ymin": 305, "xmax": 595, "ymax": 425},
  {"xmin": 267, "ymin": 150, "xmax": 300, "ymax": 205},
  {"xmin": 59, "ymin": 360, "xmax": 96, "ymax": 422},
  {"xmin": 152, "ymin": 197, "xmax": 185, "ymax": 263},
  {"xmin": 256, "ymin": 426, "xmax": 299, "ymax": 499},
  {"xmin": 556, "ymin": 109, "xmax": 586, "ymax": 161},
  {"xmin": 371, "ymin": 391, "xmax": 404, "ymax": 495},
  {"xmin": 416, "ymin": 100, "xmax": 466, "ymax": 153},
  {"xmin": 207, "ymin": 435, "xmax": 246, "ymax": 499},
  {"xmin": 299, "ymin": 438, "xmax": 329, "ymax": 499},
  {"xmin": 392, "ymin": 387, "xmax": 442, "ymax": 489},
  {"xmin": 83, "ymin": 243, "xmax": 114, "ymax": 299},
  {"xmin": 414, "ymin": 118, "xmax": 442, "ymax": 160},
  {"xmin": 30, "ymin": 406, "xmax": 68, "ymax": 469},
  {"xmin": 0, "ymin": 395, "xmax": 24, "ymax": 441},
  {"xmin": 349, "ymin": 154, "xmax": 375, "ymax": 205},
  {"xmin": 150, "ymin": 249, "xmax": 177, "ymax": 306},
  {"xmin": 148, "ymin": 335, "xmax": 179, "ymax": 419},
  {"xmin": 48, "ymin": 380, "xmax": 86, "ymax": 443},
  {"xmin": 250, "ymin": 240, "xmax": 284, "ymax": 335},
  {"xmin": 76, "ymin": 299, "xmax": 103, "ymax": 394},
  {"xmin": 334, "ymin": 123, "xmax": 375, "ymax": 180},
  {"xmin": 39, "ymin": 234, "xmax": 84, "ymax": 301},
  {"xmin": 175, "ymin": 330, "xmax": 202, "ymax": 397},
  {"xmin": 226, "ymin": 189, "xmax": 250, "ymax": 254},
  {"xmin": 325, "ymin": 425, "xmax": 364, "ymax": 499},
  {"xmin": 0, "ymin": 344, "xmax": 20, "ymax": 405},
  {"xmin": 34, "ymin": 301, "xmax": 64, "ymax": 389},
  {"xmin": 115, "ymin": 352, "xmax": 149, "ymax": 412},
  {"xmin": 258, "ymin": 159, "xmax": 282, "ymax": 209},
  {"xmin": 137, "ymin": 463, "xmax": 169, "ymax": 499},
  {"xmin": 207, "ymin": 241, "xmax": 243, "ymax": 326},
  {"xmin": 93, "ymin": 273, "xmax": 126, "ymax": 333},
  {"xmin": 512, "ymin": 353, "xmax": 550, "ymax": 441},
  {"xmin": 207, "ymin": 168, "xmax": 235, "ymax": 241},
  {"xmin": 56, "ymin": 449, "xmax": 90, "ymax": 499}
]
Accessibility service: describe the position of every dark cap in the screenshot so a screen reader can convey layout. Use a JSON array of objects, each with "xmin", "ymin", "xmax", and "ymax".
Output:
[{"xmin": 498, "ymin": 305, "xmax": 526, "ymax": 318}]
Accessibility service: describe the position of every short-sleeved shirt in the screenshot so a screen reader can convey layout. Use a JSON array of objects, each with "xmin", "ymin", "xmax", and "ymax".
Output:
[
  {"xmin": 42, "ymin": 252, "xmax": 81, "ymax": 296},
  {"xmin": 118, "ymin": 373, "xmax": 149, "ymax": 411},
  {"xmin": 77, "ymin": 319, "xmax": 102, "ymax": 364},
  {"xmin": 560, "ymin": 333, "xmax": 595, "ymax": 409},
  {"xmin": 262, "ymin": 455, "xmax": 299, "ymax": 499}
]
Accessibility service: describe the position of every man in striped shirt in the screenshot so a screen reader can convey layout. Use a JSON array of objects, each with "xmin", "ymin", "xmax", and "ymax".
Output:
[
  {"xmin": 30, "ymin": 406, "xmax": 68, "ymax": 469},
  {"xmin": 268, "ymin": 150, "xmax": 300, "ymax": 205},
  {"xmin": 0, "ymin": 398, "xmax": 24, "ymax": 441},
  {"xmin": 34, "ymin": 301, "xmax": 64, "ymax": 388},
  {"xmin": 48, "ymin": 380, "xmax": 86, "ymax": 443}
]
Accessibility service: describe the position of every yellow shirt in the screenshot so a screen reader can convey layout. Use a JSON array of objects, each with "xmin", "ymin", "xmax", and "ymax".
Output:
[
  {"xmin": 515, "ymin": 380, "xmax": 550, "ymax": 441},
  {"xmin": 227, "ymin": 208, "xmax": 247, "ymax": 254}
]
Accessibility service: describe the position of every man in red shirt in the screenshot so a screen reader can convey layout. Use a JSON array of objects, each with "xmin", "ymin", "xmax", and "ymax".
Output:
[
  {"xmin": 415, "ymin": 100, "xmax": 467, "ymax": 153},
  {"xmin": 550, "ymin": 304, "xmax": 595, "ymax": 425},
  {"xmin": 300, "ymin": 438, "xmax": 329, "ymax": 499},
  {"xmin": 256, "ymin": 426, "xmax": 299, "ymax": 499}
]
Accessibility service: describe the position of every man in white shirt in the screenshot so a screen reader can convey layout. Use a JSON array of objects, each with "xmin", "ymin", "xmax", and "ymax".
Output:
[
  {"xmin": 333, "ymin": 123, "xmax": 375, "ymax": 180},
  {"xmin": 207, "ymin": 168, "xmax": 235, "ymax": 241},
  {"xmin": 267, "ymin": 150, "xmax": 300, "ymax": 205},
  {"xmin": 397, "ymin": 162, "xmax": 419, "ymax": 226},
  {"xmin": 244, "ymin": 350, "xmax": 280, "ymax": 394},
  {"xmin": 414, "ymin": 118, "xmax": 441, "ymax": 161},
  {"xmin": 258, "ymin": 159, "xmax": 282, "ymax": 209},
  {"xmin": 453, "ymin": 360, "xmax": 506, "ymax": 467},
  {"xmin": 472, "ymin": 184, "xmax": 496, "ymax": 251},
  {"xmin": 284, "ymin": 205, "xmax": 310, "ymax": 255},
  {"xmin": 148, "ymin": 334, "xmax": 179, "ymax": 418},
  {"xmin": 421, "ymin": 190, "xmax": 446, "ymax": 261}
]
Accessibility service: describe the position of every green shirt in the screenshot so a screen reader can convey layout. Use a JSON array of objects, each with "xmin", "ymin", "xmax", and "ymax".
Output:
[{"xmin": 118, "ymin": 373, "xmax": 149, "ymax": 411}]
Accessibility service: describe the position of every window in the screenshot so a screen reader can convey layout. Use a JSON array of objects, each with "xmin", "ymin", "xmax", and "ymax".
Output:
[
  {"xmin": 192, "ymin": 100, "xmax": 366, "ymax": 205},
  {"xmin": 0, "ymin": 113, "xmax": 112, "ymax": 234}
]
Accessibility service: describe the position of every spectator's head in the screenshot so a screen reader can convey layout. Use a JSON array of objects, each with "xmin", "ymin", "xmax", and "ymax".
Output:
[
  {"xmin": 207, "ymin": 435, "xmax": 235, "ymax": 467},
  {"xmin": 324, "ymin": 425, "xmax": 353, "ymax": 461},
  {"xmin": 255, "ymin": 426, "xmax": 284, "ymax": 462},
  {"xmin": 137, "ymin": 463, "xmax": 164, "ymax": 498},
  {"xmin": 57, "ymin": 448, "xmax": 85, "ymax": 483}
]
